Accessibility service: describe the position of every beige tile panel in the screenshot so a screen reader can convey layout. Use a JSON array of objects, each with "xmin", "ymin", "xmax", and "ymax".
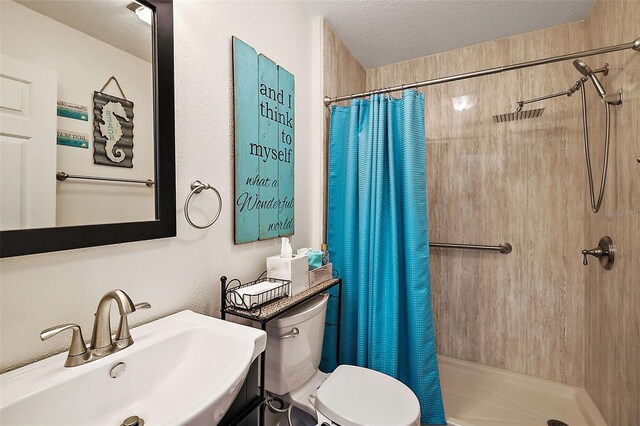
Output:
[
  {"xmin": 321, "ymin": 20, "xmax": 366, "ymax": 239},
  {"xmin": 366, "ymin": 21, "xmax": 589, "ymax": 386},
  {"xmin": 583, "ymin": 1, "xmax": 640, "ymax": 424}
]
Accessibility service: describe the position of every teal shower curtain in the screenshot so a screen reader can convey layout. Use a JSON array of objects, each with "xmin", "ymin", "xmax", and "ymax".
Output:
[{"xmin": 321, "ymin": 90, "xmax": 445, "ymax": 425}]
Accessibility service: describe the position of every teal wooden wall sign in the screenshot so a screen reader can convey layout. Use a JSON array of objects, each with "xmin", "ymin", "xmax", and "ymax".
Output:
[{"xmin": 233, "ymin": 37, "xmax": 295, "ymax": 244}]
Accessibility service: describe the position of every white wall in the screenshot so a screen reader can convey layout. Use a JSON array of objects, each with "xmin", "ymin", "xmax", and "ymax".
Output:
[
  {"xmin": 0, "ymin": 1, "xmax": 155, "ymax": 227},
  {"xmin": 0, "ymin": 0, "xmax": 323, "ymax": 372}
]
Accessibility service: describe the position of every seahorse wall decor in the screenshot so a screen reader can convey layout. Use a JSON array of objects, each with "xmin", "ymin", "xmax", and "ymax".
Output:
[{"xmin": 93, "ymin": 91, "xmax": 135, "ymax": 168}]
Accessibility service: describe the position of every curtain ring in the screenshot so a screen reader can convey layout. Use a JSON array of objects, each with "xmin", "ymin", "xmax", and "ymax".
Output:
[{"xmin": 184, "ymin": 180, "xmax": 222, "ymax": 229}]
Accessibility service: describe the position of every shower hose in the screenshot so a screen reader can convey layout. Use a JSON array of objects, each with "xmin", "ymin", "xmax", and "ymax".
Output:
[{"xmin": 579, "ymin": 80, "xmax": 612, "ymax": 213}]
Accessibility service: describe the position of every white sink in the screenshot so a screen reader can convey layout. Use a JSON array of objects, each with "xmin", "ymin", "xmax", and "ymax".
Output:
[{"xmin": 0, "ymin": 310, "xmax": 266, "ymax": 425}]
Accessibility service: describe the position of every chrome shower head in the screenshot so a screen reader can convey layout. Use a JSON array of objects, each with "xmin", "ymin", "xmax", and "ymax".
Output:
[
  {"xmin": 573, "ymin": 59, "xmax": 607, "ymax": 99},
  {"xmin": 572, "ymin": 59, "xmax": 593, "ymax": 76},
  {"xmin": 493, "ymin": 107, "xmax": 545, "ymax": 123}
]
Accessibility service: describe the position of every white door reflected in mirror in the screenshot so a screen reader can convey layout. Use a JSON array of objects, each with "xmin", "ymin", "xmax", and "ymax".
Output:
[{"xmin": 0, "ymin": 56, "xmax": 57, "ymax": 230}]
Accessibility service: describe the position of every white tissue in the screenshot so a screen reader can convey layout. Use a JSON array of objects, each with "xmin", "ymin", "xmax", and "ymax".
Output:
[{"xmin": 280, "ymin": 237, "xmax": 293, "ymax": 258}]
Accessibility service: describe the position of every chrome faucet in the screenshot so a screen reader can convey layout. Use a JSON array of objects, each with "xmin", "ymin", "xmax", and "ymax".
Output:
[
  {"xmin": 40, "ymin": 289, "xmax": 150, "ymax": 367},
  {"xmin": 91, "ymin": 290, "xmax": 136, "ymax": 353}
]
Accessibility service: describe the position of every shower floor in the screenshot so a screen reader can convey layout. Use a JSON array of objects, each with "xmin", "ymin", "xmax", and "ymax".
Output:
[{"xmin": 438, "ymin": 355, "xmax": 607, "ymax": 426}]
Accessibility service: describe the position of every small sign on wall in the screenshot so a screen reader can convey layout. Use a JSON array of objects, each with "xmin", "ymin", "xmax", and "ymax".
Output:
[
  {"xmin": 57, "ymin": 101, "xmax": 88, "ymax": 121},
  {"xmin": 57, "ymin": 130, "xmax": 89, "ymax": 148},
  {"xmin": 233, "ymin": 36, "xmax": 295, "ymax": 244}
]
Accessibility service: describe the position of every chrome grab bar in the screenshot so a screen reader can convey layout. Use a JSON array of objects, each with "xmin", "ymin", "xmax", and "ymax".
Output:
[
  {"xmin": 429, "ymin": 242, "xmax": 512, "ymax": 254},
  {"xmin": 56, "ymin": 172, "xmax": 154, "ymax": 187}
]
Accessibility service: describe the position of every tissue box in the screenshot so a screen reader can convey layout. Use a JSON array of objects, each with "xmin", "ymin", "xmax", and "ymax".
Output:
[{"xmin": 267, "ymin": 255, "xmax": 309, "ymax": 296}]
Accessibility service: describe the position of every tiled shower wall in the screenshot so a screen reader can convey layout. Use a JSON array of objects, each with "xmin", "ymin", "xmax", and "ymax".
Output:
[
  {"xmin": 583, "ymin": 1, "xmax": 640, "ymax": 424},
  {"xmin": 366, "ymin": 23, "xmax": 589, "ymax": 386},
  {"xmin": 321, "ymin": 20, "xmax": 366, "ymax": 231}
]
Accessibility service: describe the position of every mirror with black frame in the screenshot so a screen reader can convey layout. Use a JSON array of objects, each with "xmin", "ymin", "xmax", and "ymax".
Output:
[{"xmin": 0, "ymin": 0, "xmax": 175, "ymax": 257}]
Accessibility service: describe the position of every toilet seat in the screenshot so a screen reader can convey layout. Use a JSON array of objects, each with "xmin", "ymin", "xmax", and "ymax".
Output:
[{"xmin": 315, "ymin": 365, "xmax": 420, "ymax": 426}]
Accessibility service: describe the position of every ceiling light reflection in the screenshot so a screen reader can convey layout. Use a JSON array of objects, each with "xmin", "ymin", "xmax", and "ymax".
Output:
[{"xmin": 451, "ymin": 95, "xmax": 477, "ymax": 111}]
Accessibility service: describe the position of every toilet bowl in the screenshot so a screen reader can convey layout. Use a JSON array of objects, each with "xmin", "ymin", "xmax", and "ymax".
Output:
[{"xmin": 265, "ymin": 293, "xmax": 420, "ymax": 426}]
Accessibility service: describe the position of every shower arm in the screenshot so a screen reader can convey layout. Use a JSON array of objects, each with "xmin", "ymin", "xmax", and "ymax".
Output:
[
  {"xmin": 516, "ymin": 66, "xmax": 608, "ymax": 112},
  {"xmin": 516, "ymin": 91, "xmax": 570, "ymax": 112}
]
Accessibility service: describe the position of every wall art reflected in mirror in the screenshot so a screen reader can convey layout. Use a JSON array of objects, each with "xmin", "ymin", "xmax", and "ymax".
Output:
[{"xmin": 0, "ymin": 0, "xmax": 175, "ymax": 257}]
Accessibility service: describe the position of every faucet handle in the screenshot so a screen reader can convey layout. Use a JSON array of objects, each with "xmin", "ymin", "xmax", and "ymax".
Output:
[
  {"xmin": 581, "ymin": 248, "xmax": 601, "ymax": 265},
  {"xmin": 40, "ymin": 323, "xmax": 87, "ymax": 357},
  {"xmin": 581, "ymin": 236, "xmax": 615, "ymax": 270},
  {"xmin": 115, "ymin": 302, "xmax": 151, "ymax": 345}
]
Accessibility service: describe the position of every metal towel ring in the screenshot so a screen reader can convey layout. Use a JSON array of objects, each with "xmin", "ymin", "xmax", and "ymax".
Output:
[{"xmin": 184, "ymin": 180, "xmax": 222, "ymax": 229}]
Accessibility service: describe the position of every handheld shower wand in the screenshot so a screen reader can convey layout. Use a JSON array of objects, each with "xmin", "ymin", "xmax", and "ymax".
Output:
[
  {"xmin": 572, "ymin": 59, "xmax": 621, "ymax": 213},
  {"xmin": 573, "ymin": 59, "xmax": 622, "ymax": 105},
  {"xmin": 573, "ymin": 60, "xmax": 607, "ymax": 98}
]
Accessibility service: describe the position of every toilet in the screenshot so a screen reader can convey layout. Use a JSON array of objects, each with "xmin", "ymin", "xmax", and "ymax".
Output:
[{"xmin": 265, "ymin": 293, "xmax": 421, "ymax": 426}]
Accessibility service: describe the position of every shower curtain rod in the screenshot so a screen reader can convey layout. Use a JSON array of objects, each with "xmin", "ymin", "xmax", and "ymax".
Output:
[{"xmin": 323, "ymin": 37, "xmax": 640, "ymax": 106}]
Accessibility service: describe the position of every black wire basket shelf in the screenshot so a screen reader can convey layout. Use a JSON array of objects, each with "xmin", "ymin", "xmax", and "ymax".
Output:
[{"xmin": 221, "ymin": 275, "xmax": 291, "ymax": 315}]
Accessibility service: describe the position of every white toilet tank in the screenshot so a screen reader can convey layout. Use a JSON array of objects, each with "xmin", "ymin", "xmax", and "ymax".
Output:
[{"xmin": 265, "ymin": 293, "xmax": 329, "ymax": 395}]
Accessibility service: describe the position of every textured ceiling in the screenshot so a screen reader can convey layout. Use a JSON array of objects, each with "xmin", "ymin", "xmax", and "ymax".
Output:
[
  {"xmin": 16, "ymin": 0, "xmax": 152, "ymax": 63},
  {"xmin": 302, "ymin": 0, "xmax": 595, "ymax": 69}
]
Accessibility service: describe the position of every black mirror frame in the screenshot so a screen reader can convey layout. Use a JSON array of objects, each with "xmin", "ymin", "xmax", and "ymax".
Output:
[{"xmin": 0, "ymin": 0, "xmax": 176, "ymax": 258}]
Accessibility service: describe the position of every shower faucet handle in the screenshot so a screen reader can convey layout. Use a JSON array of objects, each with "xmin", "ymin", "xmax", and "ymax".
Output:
[
  {"xmin": 581, "ymin": 236, "xmax": 615, "ymax": 270},
  {"xmin": 582, "ymin": 248, "xmax": 602, "ymax": 265}
]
